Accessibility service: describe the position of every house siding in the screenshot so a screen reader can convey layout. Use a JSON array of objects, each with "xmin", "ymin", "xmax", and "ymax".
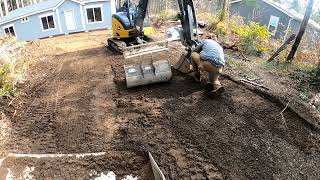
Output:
[
  {"xmin": 287, "ymin": 19, "xmax": 320, "ymax": 46},
  {"xmin": 83, "ymin": 1, "xmax": 112, "ymax": 31},
  {"xmin": 230, "ymin": 1, "xmax": 291, "ymax": 39},
  {"xmin": 230, "ymin": 0, "xmax": 320, "ymax": 45},
  {"xmin": 0, "ymin": 0, "xmax": 113, "ymax": 41},
  {"xmin": 58, "ymin": 0, "xmax": 85, "ymax": 34},
  {"xmin": 2, "ymin": 10, "xmax": 61, "ymax": 41}
]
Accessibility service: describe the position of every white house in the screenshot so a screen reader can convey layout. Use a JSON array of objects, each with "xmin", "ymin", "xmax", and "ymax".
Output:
[{"xmin": 0, "ymin": 0, "xmax": 116, "ymax": 41}]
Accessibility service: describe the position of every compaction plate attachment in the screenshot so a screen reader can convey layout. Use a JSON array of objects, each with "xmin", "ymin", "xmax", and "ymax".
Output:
[{"xmin": 124, "ymin": 60, "xmax": 172, "ymax": 88}]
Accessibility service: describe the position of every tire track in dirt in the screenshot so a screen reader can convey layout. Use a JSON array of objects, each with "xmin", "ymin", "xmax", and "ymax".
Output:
[
  {"xmin": 0, "ymin": 45, "xmax": 130, "ymax": 179},
  {"xmin": 1, "ymin": 33, "xmax": 156, "ymax": 179},
  {"xmin": 7, "ymin": 53, "xmax": 71, "ymax": 153},
  {"xmin": 6, "ymin": 46, "xmax": 119, "ymax": 154},
  {"xmin": 109, "ymin": 53, "xmax": 225, "ymax": 179}
]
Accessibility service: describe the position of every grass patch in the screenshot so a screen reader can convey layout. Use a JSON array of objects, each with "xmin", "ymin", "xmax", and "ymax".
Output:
[
  {"xmin": 226, "ymin": 57, "xmax": 260, "ymax": 80},
  {"xmin": 262, "ymin": 61, "xmax": 319, "ymax": 93}
]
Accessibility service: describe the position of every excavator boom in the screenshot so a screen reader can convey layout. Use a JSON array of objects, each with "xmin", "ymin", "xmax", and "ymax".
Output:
[{"xmin": 134, "ymin": 0, "xmax": 149, "ymax": 32}]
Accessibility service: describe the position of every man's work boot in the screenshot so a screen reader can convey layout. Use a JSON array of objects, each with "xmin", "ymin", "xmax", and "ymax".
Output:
[
  {"xmin": 213, "ymin": 82, "xmax": 223, "ymax": 91},
  {"xmin": 206, "ymin": 82, "xmax": 225, "ymax": 97}
]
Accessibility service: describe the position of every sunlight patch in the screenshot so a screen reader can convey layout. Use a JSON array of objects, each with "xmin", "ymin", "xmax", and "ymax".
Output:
[
  {"xmin": 23, "ymin": 166, "xmax": 35, "ymax": 180},
  {"xmin": 5, "ymin": 168, "xmax": 13, "ymax": 180},
  {"xmin": 94, "ymin": 171, "xmax": 139, "ymax": 180}
]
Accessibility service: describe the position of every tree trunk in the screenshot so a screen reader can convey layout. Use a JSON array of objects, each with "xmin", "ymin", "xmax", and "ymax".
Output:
[
  {"xmin": 17, "ymin": 0, "xmax": 20, "ymax": 8},
  {"xmin": 286, "ymin": 0, "xmax": 314, "ymax": 63},
  {"xmin": 268, "ymin": 34, "xmax": 296, "ymax": 62},
  {"xmin": 317, "ymin": 61, "xmax": 320, "ymax": 78},
  {"xmin": 219, "ymin": 0, "xmax": 229, "ymax": 22},
  {"xmin": 0, "ymin": 0, "xmax": 4, "ymax": 18},
  {"xmin": 9, "ymin": 0, "xmax": 13, "ymax": 11},
  {"xmin": 20, "ymin": 0, "xmax": 24, "ymax": 7},
  {"xmin": 32, "ymin": 0, "xmax": 37, "ymax": 4},
  {"xmin": 3, "ymin": 0, "xmax": 9, "ymax": 15}
]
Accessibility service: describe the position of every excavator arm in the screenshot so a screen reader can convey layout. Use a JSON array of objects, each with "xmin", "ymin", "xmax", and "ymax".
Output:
[
  {"xmin": 134, "ymin": 0, "xmax": 149, "ymax": 32},
  {"xmin": 173, "ymin": 0, "xmax": 200, "ymax": 73},
  {"xmin": 177, "ymin": 0, "xmax": 199, "ymax": 47},
  {"xmin": 132, "ymin": 0, "xmax": 198, "ymax": 45}
]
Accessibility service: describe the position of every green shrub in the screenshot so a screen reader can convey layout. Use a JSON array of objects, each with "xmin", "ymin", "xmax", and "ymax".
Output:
[
  {"xmin": 0, "ymin": 63, "xmax": 17, "ymax": 98},
  {"xmin": 0, "ymin": 64, "xmax": 11, "ymax": 81},
  {"xmin": 0, "ymin": 82, "xmax": 17, "ymax": 97},
  {"xmin": 216, "ymin": 22, "xmax": 228, "ymax": 36},
  {"xmin": 207, "ymin": 15, "xmax": 270, "ymax": 56},
  {"xmin": 207, "ymin": 14, "xmax": 219, "ymax": 31},
  {"xmin": 234, "ymin": 21, "xmax": 271, "ymax": 55},
  {"xmin": 307, "ymin": 66, "xmax": 320, "ymax": 91}
]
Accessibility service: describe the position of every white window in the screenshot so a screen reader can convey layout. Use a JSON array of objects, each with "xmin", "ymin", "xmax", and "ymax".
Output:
[
  {"xmin": 21, "ymin": 17, "xmax": 29, "ymax": 23},
  {"xmin": 3, "ymin": 25, "xmax": 15, "ymax": 36},
  {"xmin": 86, "ymin": 6, "xmax": 103, "ymax": 23},
  {"xmin": 268, "ymin": 15, "xmax": 280, "ymax": 36},
  {"xmin": 40, "ymin": 14, "xmax": 55, "ymax": 30}
]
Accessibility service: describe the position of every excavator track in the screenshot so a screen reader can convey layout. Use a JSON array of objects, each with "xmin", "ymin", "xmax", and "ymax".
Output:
[{"xmin": 107, "ymin": 38, "xmax": 127, "ymax": 53}]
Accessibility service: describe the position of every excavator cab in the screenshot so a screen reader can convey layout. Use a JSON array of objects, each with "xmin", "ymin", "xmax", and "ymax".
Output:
[{"xmin": 108, "ymin": 0, "xmax": 154, "ymax": 52}]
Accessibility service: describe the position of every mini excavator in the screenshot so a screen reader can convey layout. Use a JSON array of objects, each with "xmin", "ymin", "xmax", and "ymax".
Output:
[
  {"xmin": 107, "ymin": 0, "xmax": 154, "ymax": 53},
  {"xmin": 108, "ymin": 0, "xmax": 199, "ymax": 88}
]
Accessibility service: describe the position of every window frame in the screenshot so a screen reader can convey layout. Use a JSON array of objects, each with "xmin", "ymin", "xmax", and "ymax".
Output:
[
  {"xmin": 38, "ymin": 13, "xmax": 56, "ymax": 32},
  {"xmin": 2, "ymin": 24, "xmax": 16, "ymax": 37},
  {"xmin": 84, "ymin": 4, "xmax": 104, "ymax": 24},
  {"xmin": 267, "ymin": 15, "xmax": 280, "ymax": 36},
  {"xmin": 21, "ymin": 17, "xmax": 29, "ymax": 23}
]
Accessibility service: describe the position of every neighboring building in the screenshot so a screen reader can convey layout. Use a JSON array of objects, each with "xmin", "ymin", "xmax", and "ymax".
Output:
[
  {"xmin": 230, "ymin": 0, "xmax": 320, "ymax": 44},
  {"xmin": 0, "ymin": 0, "xmax": 116, "ymax": 41}
]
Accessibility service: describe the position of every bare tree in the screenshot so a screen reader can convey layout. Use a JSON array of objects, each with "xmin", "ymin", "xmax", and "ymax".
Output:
[
  {"xmin": 219, "ymin": 0, "xmax": 229, "ymax": 21},
  {"xmin": 317, "ymin": 59, "xmax": 320, "ymax": 79},
  {"xmin": 286, "ymin": 0, "xmax": 315, "ymax": 63},
  {"xmin": 17, "ymin": 0, "xmax": 20, "ymax": 8},
  {"xmin": 0, "ymin": 0, "xmax": 3, "ymax": 18},
  {"xmin": 3, "ymin": 0, "xmax": 8, "ymax": 15},
  {"xmin": 9, "ymin": 0, "xmax": 13, "ymax": 11}
]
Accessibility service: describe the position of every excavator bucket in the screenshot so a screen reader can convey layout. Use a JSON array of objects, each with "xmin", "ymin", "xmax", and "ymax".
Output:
[
  {"xmin": 173, "ymin": 52, "xmax": 193, "ymax": 74},
  {"xmin": 123, "ymin": 41, "xmax": 172, "ymax": 88},
  {"xmin": 172, "ymin": 0, "xmax": 199, "ymax": 74}
]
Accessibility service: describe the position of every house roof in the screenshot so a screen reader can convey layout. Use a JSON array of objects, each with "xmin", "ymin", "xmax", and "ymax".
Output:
[
  {"xmin": 0, "ymin": 0, "xmax": 107, "ymax": 26},
  {"xmin": 230, "ymin": 0, "xmax": 320, "ymax": 31}
]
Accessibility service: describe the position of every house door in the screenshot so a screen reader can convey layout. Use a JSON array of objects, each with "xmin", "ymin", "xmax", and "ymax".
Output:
[
  {"xmin": 3, "ymin": 25, "xmax": 15, "ymax": 36},
  {"xmin": 64, "ymin": 10, "xmax": 76, "ymax": 31}
]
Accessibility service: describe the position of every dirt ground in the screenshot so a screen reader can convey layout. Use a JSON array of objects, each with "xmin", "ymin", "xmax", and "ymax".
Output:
[{"xmin": 0, "ymin": 30, "xmax": 320, "ymax": 179}]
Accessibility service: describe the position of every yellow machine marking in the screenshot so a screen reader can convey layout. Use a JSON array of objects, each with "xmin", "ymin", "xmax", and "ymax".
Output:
[
  {"xmin": 143, "ymin": 27, "xmax": 153, "ymax": 36},
  {"xmin": 112, "ymin": 17, "xmax": 154, "ymax": 38},
  {"xmin": 112, "ymin": 17, "xmax": 129, "ymax": 38}
]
